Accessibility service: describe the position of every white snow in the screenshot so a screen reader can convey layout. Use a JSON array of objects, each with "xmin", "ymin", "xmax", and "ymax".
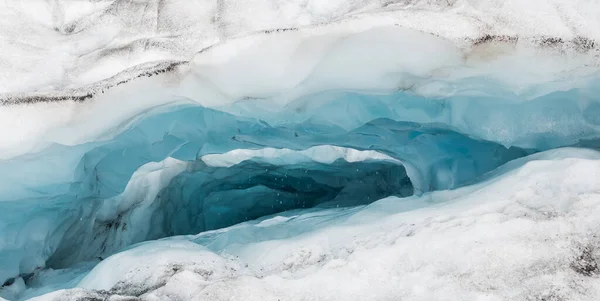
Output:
[
  {"xmin": 1, "ymin": 0, "xmax": 599, "ymax": 94},
  {"xmin": 201, "ymin": 145, "xmax": 401, "ymax": 167},
  {"xmin": 77, "ymin": 240, "xmax": 238, "ymax": 292}
]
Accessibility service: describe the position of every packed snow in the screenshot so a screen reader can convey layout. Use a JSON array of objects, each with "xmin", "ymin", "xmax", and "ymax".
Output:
[{"xmin": 1, "ymin": 0, "xmax": 599, "ymax": 94}]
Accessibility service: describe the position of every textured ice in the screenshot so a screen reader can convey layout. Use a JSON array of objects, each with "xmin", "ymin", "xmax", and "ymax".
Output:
[{"xmin": 1, "ymin": 0, "xmax": 600, "ymax": 300}]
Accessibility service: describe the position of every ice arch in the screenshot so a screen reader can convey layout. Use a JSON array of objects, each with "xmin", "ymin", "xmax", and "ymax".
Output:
[{"xmin": 0, "ymin": 100, "xmax": 528, "ymax": 285}]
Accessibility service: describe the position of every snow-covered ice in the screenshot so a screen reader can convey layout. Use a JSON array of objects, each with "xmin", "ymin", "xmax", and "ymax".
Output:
[{"xmin": 1, "ymin": 0, "xmax": 600, "ymax": 300}]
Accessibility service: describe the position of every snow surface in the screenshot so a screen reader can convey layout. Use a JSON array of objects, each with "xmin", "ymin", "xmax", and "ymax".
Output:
[{"xmin": 1, "ymin": 0, "xmax": 599, "ymax": 94}]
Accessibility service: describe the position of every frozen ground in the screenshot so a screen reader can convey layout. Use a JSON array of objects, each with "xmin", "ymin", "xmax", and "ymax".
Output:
[{"xmin": 1, "ymin": 0, "xmax": 600, "ymax": 300}]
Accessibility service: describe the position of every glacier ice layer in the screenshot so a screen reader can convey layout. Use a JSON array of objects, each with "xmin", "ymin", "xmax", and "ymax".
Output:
[{"xmin": 1, "ymin": 0, "xmax": 600, "ymax": 300}]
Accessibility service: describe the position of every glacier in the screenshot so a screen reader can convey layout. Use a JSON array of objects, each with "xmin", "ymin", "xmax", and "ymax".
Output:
[{"xmin": 1, "ymin": 0, "xmax": 600, "ymax": 300}]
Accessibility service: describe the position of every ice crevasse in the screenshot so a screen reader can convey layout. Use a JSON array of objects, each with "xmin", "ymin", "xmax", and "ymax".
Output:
[{"xmin": 1, "ymin": 0, "xmax": 600, "ymax": 300}]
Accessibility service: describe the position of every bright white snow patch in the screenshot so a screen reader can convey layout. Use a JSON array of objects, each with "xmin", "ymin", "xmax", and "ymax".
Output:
[
  {"xmin": 1, "ymin": 0, "xmax": 599, "ymax": 94},
  {"xmin": 201, "ymin": 145, "xmax": 401, "ymax": 167}
]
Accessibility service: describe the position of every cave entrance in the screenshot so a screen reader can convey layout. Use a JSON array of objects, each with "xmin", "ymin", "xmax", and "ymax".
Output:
[
  {"xmin": 45, "ymin": 152, "xmax": 414, "ymax": 271},
  {"xmin": 150, "ymin": 157, "xmax": 414, "ymax": 238}
]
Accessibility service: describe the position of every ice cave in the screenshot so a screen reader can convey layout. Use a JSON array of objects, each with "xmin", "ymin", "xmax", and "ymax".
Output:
[{"xmin": 1, "ymin": 0, "xmax": 600, "ymax": 300}]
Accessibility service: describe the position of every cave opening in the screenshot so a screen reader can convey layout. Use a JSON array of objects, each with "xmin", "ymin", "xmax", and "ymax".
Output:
[
  {"xmin": 150, "ymin": 158, "xmax": 414, "ymax": 238},
  {"xmin": 45, "ymin": 154, "xmax": 414, "ymax": 271},
  {"xmin": 0, "ymin": 103, "xmax": 532, "ymax": 295}
]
